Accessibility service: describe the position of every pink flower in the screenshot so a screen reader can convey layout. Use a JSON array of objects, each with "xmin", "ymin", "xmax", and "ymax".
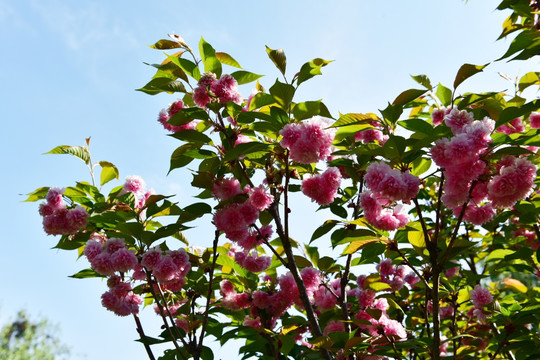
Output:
[
  {"xmin": 141, "ymin": 247, "xmax": 163, "ymax": 270},
  {"xmin": 301, "ymin": 267, "xmax": 321, "ymax": 294},
  {"xmin": 110, "ymin": 248, "xmax": 138, "ymax": 273},
  {"xmin": 444, "ymin": 108, "xmax": 474, "ymax": 134},
  {"xmin": 301, "ymin": 167, "xmax": 342, "ymax": 205},
  {"xmin": 470, "ymin": 285, "xmax": 493, "ymax": 308},
  {"xmin": 488, "ymin": 157, "xmax": 537, "ymax": 208},
  {"xmin": 234, "ymin": 250, "xmax": 272, "ymax": 273},
  {"xmin": 213, "ymin": 177, "xmax": 243, "ymax": 200},
  {"xmin": 280, "ymin": 116, "xmax": 336, "ymax": 164},
  {"xmin": 323, "ymin": 320, "xmax": 345, "ymax": 335},
  {"xmin": 530, "ymin": 112, "xmax": 540, "ymax": 129},
  {"xmin": 249, "ymin": 185, "xmax": 274, "ymax": 211},
  {"xmin": 497, "ymin": 117, "xmax": 526, "ymax": 134},
  {"xmin": 101, "ymin": 282, "xmax": 142, "ymax": 316},
  {"xmin": 211, "ymin": 74, "xmax": 242, "ymax": 104},
  {"xmin": 432, "ymin": 107, "xmax": 450, "ymax": 126},
  {"xmin": 123, "ymin": 176, "xmax": 146, "ymax": 197},
  {"xmin": 84, "ymin": 239, "xmax": 103, "ymax": 262},
  {"xmin": 46, "ymin": 187, "xmax": 65, "ymax": 209}
]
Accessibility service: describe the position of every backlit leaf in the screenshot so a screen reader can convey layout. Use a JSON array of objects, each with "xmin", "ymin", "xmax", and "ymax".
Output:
[
  {"xmin": 265, "ymin": 46, "xmax": 287, "ymax": 75},
  {"xmin": 453, "ymin": 63, "xmax": 489, "ymax": 90}
]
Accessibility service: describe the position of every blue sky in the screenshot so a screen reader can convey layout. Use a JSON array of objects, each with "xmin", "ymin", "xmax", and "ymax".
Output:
[{"xmin": 1, "ymin": 1, "xmax": 536, "ymax": 359}]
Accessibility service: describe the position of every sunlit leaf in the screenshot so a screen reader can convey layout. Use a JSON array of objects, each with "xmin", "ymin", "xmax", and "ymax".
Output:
[
  {"xmin": 265, "ymin": 46, "xmax": 286, "ymax": 75},
  {"xmin": 453, "ymin": 63, "xmax": 489, "ymax": 89},
  {"xmin": 215, "ymin": 52, "xmax": 242, "ymax": 68},
  {"xmin": 98, "ymin": 161, "xmax": 119, "ymax": 186},
  {"xmin": 45, "ymin": 145, "xmax": 90, "ymax": 164}
]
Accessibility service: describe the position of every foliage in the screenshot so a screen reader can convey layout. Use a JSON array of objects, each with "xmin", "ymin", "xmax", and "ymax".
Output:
[
  {"xmin": 28, "ymin": 2, "xmax": 540, "ymax": 360},
  {"xmin": 0, "ymin": 310, "xmax": 70, "ymax": 360}
]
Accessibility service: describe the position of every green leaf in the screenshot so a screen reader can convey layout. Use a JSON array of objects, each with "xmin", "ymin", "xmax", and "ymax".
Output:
[
  {"xmin": 331, "ymin": 113, "xmax": 379, "ymax": 128},
  {"xmin": 436, "ymin": 83, "xmax": 453, "ymax": 107},
  {"xmin": 249, "ymin": 92, "xmax": 276, "ymax": 110},
  {"xmin": 223, "ymin": 142, "xmax": 269, "ymax": 161},
  {"xmin": 392, "ymin": 89, "xmax": 428, "ymax": 106},
  {"xmin": 310, "ymin": 220, "xmax": 339, "ymax": 243},
  {"xmin": 496, "ymin": 100, "xmax": 540, "ymax": 128},
  {"xmin": 296, "ymin": 58, "xmax": 332, "ymax": 86},
  {"xmin": 379, "ymin": 103, "xmax": 403, "ymax": 124},
  {"xmin": 167, "ymin": 107, "xmax": 210, "ymax": 126},
  {"xmin": 518, "ymin": 72, "xmax": 540, "ymax": 92},
  {"xmin": 199, "ymin": 37, "xmax": 222, "ymax": 77},
  {"xmin": 24, "ymin": 187, "xmax": 50, "ymax": 202},
  {"xmin": 169, "ymin": 129, "xmax": 212, "ymax": 144},
  {"xmin": 230, "ymin": 70, "xmax": 263, "ymax": 85},
  {"xmin": 45, "ymin": 145, "xmax": 90, "ymax": 164},
  {"xmin": 136, "ymin": 77, "xmax": 186, "ymax": 95},
  {"xmin": 98, "ymin": 161, "xmax": 119, "ymax": 186},
  {"xmin": 486, "ymin": 249, "xmax": 515, "ymax": 262},
  {"xmin": 215, "ymin": 52, "xmax": 242, "ymax": 68},
  {"xmin": 498, "ymin": 30, "xmax": 540, "ymax": 61},
  {"xmin": 169, "ymin": 144, "xmax": 196, "ymax": 173},
  {"xmin": 410, "ymin": 74, "xmax": 432, "ymax": 90},
  {"xmin": 269, "ymin": 80, "xmax": 295, "ymax": 109},
  {"xmin": 292, "ymin": 100, "xmax": 329, "ymax": 121},
  {"xmin": 166, "ymin": 55, "xmax": 201, "ymax": 80},
  {"xmin": 397, "ymin": 118, "xmax": 433, "ymax": 134},
  {"xmin": 410, "ymin": 157, "xmax": 432, "ymax": 176},
  {"xmin": 150, "ymin": 39, "xmax": 182, "ymax": 50},
  {"xmin": 453, "ymin": 63, "xmax": 489, "ymax": 90},
  {"xmin": 343, "ymin": 238, "xmax": 384, "ymax": 255},
  {"xmin": 70, "ymin": 268, "xmax": 104, "ymax": 279},
  {"xmin": 265, "ymin": 46, "xmax": 287, "ymax": 75}
]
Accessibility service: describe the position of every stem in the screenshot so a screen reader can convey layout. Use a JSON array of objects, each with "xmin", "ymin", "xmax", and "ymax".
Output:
[
  {"xmin": 146, "ymin": 273, "xmax": 189, "ymax": 360},
  {"xmin": 433, "ymin": 172, "xmax": 445, "ymax": 244},
  {"xmin": 440, "ymin": 180, "xmax": 478, "ymax": 266},
  {"xmin": 133, "ymin": 313, "xmax": 156, "ymax": 360},
  {"xmin": 339, "ymin": 254, "xmax": 352, "ymax": 333},
  {"xmin": 412, "ymin": 198, "xmax": 431, "ymax": 246},
  {"xmin": 383, "ymin": 333, "xmax": 403, "ymax": 360},
  {"xmin": 268, "ymin": 192, "xmax": 332, "ymax": 360},
  {"xmin": 197, "ymin": 231, "xmax": 220, "ymax": 355},
  {"xmin": 430, "ymin": 268, "xmax": 441, "ymax": 360}
]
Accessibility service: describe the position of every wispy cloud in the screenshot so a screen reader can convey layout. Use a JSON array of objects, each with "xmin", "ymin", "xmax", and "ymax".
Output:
[{"xmin": 30, "ymin": 0, "xmax": 137, "ymax": 51}]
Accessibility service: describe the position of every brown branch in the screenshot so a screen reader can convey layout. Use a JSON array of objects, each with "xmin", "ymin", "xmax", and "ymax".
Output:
[
  {"xmin": 132, "ymin": 313, "xmax": 156, "ymax": 360},
  {"xmin": 197, "ymin": 230, "xmax": 220, "ymax": 356}
]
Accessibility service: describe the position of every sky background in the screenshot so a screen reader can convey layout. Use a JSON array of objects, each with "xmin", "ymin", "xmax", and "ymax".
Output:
[{"xmin": 1, "ymin": 1, "xmax": 537, "ymax": 359}]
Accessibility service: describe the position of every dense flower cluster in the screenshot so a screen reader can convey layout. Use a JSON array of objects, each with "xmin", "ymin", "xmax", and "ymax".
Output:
[
  {"xmin": 101, "ymin": 276, "xmax": 143, "ymax": 316},
  {"xmin": 280, "ymin": 116, "xmax": 336, "ymax": 164},
  {"xmin": 360, "ymin": 162, "xmax": 420, "ymax": 231},
  {"xmin": 39, "ymin": 187, "xmax": 88, "ymax": 235},
  {"xmin": 301, "ymin": 167, "xmax": 342, "ymax": 205},
  {"xmin": 158, "ymin": 99, "xmax": 199, "ymax": 133},
  {"xmin": 193, "ymin": 72, "xmax": 242, "ymax": 108},
  {"xmin": 141, "ymin": 247, "xmax": 191, "ymax": 291},
  {"xmin": 354, "ymin": 120, "xmax": 388, "ymax": 144}
]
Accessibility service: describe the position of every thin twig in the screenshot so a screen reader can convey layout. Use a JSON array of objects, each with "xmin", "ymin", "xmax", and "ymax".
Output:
[
  {"xmin": 133, "ymin": 313, "xmax": 156, "ymax": 360},
  {"xmin": 197, "ymin": 231, "xmax": 220, "ymax": 355}
]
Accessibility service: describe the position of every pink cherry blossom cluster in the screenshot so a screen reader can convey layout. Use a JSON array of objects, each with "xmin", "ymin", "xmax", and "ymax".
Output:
[
  {"xmin": 496, "ymin": 117, "xmax": 526, "ymax": 135},
  {"xmin": 193, "ymin": 72, "xmax": 242, "ymax": 108},
  {"xmin": 530, "ymin": 112, "xmax": 540, "ymax": 129},
  {"xmin": 141, "ymin": 247, "xmax": 191, "ymax": 291},
  {"xmin": 431, "ymin": 107, "xmax": 451, "ymax": 126},
  {"xmin": 354, "ymin": 120, "xmax": 388, "ymax": 144},
  {"xmin": 365, "ymin": 162, "xmax": 420, "ymax": 202},
  {"xmin": 376, "ymin": 258, "xmax": 419, "ymax": 291},
  {"xmin": 280, "ymin": 116, "xmax": 336, "ymax": 164},
  {"xmin": 122, "ymin": 175, "xmax": 155, "ymax": 210},
  {"xmin": 84, "ymin": 237, "xmax": 138, "ymax": 276},
  {"xmin": 468, "ymin": 285, "xmax": 493, "ymax": 323},
  {"xmin": 301, "ymin": 167, "xmax": 342, "ymax": 205},
  {"xmin": 157, "ymin": 99, "xmax": 199, "ymax": 133},
  {"xmin": 234, "ymin": 250, "xmax": 272, "ymax": 273},
  {"xmin": 39, "ymin": 187, "xmax": 88, "ymax": 235},
  {"xmin": 430, "ymin": 109, "xmax": 502, "ymax": 224},
  {"xmin": 360, "ymin": 162, "xmax": 420, "ymax": 231},
  {"xmin": 101, "ymin": 275, "xmax": 143, "ymax": 316},
  {"xmin": 487, "ymin": 156, "xmax": 537, "ymax": 208}
]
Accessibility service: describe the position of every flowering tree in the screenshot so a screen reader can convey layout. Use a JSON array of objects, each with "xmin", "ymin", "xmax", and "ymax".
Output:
[{"xmin": 27, "ymin": 1, "xmax": 540, "ymax": 359}]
